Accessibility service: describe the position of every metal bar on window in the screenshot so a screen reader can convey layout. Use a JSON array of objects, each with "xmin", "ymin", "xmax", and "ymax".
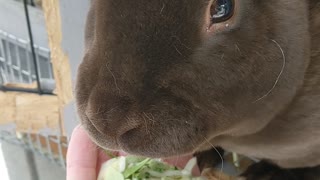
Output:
[
  {"xmin": 57, "ymin": 138, "xmax": 66, "ymax": 168},
  {"xmin": 14, "ymin": 41, "xmax": 23, "ymax": 83},
  {"xmin": 47, "ymin": 52, "xmax": 54, "ymax": 79},
  {"xmin": 12, "ymin": 65, "xmax": 20, "ymax": 71},
  {"xmin": 34, "ymin": 46, "xmax": 42, "ymax": 81},
  {"xmin": 29, "ymin": 0, "xmax": 35, "ymax": 6},
  {"xmin": 23, "ymin": 0, "xmax": 42, "ymax": 94},
  {"xmin": 3, "ymin": 36, "xmax": 14, "ymax": 82},
  {"xmin": 45, "ymin": 136, "xmax": 54, "ymax": 161},
  {"xmin": 0, "ymin": 38, "xmax": 8, "ymax": 83},
  {"xmin": 0, "ymin": 35, "xmax": 5, "ymax": 58},
  {"xmin": 24, "ymin": 43, "xmax": 33, "ymax": 83},
  {"xmin": 0, "ymin": 86, "xmax": 53, "ymax": 95},
  {"xmin": 36, "ymin": 134, "xmax": 44, "ymax": 156},
  {"xmin": 21, "ymin": 70, "xmax": 31, "ymax": 77}
]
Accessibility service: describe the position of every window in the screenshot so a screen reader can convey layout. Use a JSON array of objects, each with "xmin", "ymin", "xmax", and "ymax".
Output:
[{"xmin": 0, "ymin": 30, "xmax": 55, "ymax": 93}]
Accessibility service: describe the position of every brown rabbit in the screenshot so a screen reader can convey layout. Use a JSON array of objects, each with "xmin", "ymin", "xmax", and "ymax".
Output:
[{"xmin": 75, "ymin": 0, "xmax": 320, "ymax": 179}]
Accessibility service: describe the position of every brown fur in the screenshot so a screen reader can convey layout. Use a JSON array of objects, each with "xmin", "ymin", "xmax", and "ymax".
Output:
[{"xmin": 75, "ymin": 0, "xmax": 320, "ymax": 171}]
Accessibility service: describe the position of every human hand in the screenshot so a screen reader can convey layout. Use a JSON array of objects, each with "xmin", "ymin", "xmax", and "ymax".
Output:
[
  {"xmin": 66, "ymin": 125, "xmax": 200, "ymax": 180},
  {"xmin": 67, "ymin": 125, "xmax": 112, "ymax": 180}
]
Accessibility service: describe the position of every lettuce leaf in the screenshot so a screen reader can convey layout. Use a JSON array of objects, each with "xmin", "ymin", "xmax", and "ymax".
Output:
[{"xmin": 98, "ymin": 156, "xmax": 204, "ymax": 180}]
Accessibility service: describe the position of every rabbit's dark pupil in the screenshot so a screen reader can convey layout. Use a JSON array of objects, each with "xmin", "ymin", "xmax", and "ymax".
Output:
[{"xmin": 211, "ymin": 0, "xmax": 234, "ymax": 23}]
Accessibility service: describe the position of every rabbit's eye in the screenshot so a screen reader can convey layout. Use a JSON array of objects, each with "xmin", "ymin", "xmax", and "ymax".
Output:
[{"xmin": 210, "ymin": 0, "xmax": 234, "ymax": 23}]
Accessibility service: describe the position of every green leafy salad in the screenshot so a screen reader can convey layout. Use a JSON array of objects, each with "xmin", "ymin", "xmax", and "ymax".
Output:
[{"xmin": 97, "ymin": 156, "xmax": 204, "ymax": 180}]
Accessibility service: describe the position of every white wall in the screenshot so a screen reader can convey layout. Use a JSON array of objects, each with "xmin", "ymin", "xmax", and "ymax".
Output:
[{"xmin": 59, "ymin": 0, "xmax": 90, "ymax": 137}]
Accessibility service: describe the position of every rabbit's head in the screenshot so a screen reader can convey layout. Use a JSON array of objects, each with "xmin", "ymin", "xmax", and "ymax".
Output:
[{"xmin": 75, "ymin": 0, "xmax": 310, "ymax": 157}]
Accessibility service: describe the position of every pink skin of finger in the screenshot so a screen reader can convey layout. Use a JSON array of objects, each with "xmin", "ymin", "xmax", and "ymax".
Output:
[
  {"xmin": 67, "ymin": 125, "xmax": 200, "ymax": 180},
  {"xmin": 67, "ymin": 125, "xmax": 100, "ymax": 180}
]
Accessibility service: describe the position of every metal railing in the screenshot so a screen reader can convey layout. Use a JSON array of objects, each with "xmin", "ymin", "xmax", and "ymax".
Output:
[{"xmin": 0, "ymin": 123, "xmax": 67, "ymax": 167}]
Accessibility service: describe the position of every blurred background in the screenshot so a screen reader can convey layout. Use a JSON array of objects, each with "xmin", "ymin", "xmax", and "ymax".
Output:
[{"xmin": 0, "ymin": 0, "xmax": 90, "ymax": 179}]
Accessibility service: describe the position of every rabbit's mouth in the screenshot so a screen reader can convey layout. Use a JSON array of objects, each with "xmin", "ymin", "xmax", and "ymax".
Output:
[
  {"xmin": 76, "ymin": 86, "xmax": 211, "ymax": 158},
  {"xmin": 82, "ymin": 111, "xmax": 208, "ymax": 158}
]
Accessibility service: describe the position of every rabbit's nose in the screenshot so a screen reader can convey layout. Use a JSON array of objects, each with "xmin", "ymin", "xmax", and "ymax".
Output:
[{"xmin": 85, "ymin": 88, "xmax": 139, "ymax": 139}]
